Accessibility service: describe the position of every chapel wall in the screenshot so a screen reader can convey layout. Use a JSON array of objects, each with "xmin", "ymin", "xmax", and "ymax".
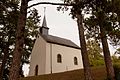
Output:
[{"xmin": 29, "ymin": 34, "xmax": 46, "ymax": 76}]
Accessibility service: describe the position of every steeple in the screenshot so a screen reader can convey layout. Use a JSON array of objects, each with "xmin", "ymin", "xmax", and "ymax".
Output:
[
  {"xmin": 42, "ymin": 14, "xmax": 47, "ymax": 28},
  {"xmin": 40, "ymin": 7, "xmax": 49, "ymax": 35}
]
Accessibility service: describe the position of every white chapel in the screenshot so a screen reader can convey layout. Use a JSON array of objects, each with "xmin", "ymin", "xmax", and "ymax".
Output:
[{"xmin": 29, "ymin": 13, "xmax": 83, "ymax": 76}]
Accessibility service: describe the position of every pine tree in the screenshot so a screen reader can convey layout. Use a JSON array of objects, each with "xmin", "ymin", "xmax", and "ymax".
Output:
[{"xmin": 0, "ymin": 0, "xmax": 40, "ymax": 79}]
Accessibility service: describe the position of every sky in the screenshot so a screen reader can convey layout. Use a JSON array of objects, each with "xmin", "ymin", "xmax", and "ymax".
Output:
[
  {"xmin": 28, "ymin": 0, "xmax": 80, "ymax": 45},
  {"xmin": 28, "ymin": 0, "xmax": 116, "ymax": 53},
  {"xmin": 23, "ymin": 0, "xmax": 117, "ymax": 76}
]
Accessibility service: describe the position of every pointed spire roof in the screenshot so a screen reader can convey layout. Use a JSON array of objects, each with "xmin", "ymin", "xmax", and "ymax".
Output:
[
  {"xmin": 42, "ymin": 15, "xmax": 47, "ymax": 28},
  {"xmin": 42, "ymin": 7, "xmax": 48, "ymax": 28},
  {"xmin": 40, "ymin": 7, "xmax": 49, "ymax": 35}
]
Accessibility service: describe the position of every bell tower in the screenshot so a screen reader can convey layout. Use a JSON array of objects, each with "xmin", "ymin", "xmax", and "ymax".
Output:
[{"xmin": 40, "ymin": 7, "xmax": 49, "ymax": 35}]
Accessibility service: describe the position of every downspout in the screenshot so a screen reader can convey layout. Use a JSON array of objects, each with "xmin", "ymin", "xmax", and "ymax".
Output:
[{"xmin": 50, "ymin": 44, "xmax": 52, "ymax": 74}]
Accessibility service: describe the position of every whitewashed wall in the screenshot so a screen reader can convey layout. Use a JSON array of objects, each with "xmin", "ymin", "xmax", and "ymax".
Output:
[
  {"xmin": 45, "ymin": 43, "xmax": 51, "ymax": 74},
  {"xmin": 29, "ymin": 35, "xmax": 83, "ymax": 76},
  {"xmin": 29, "ymin": 35, "xmax": 46, "ymax": 76},
  {"xmin": 50, "ymin": 44, "xmax": 83, "ymax": 73},
  {"xmin": 45, "ymin": 43, "xmax": 83, "ymax": 74}
]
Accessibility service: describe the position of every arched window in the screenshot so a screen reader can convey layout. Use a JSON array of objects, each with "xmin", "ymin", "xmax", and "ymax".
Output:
[
  {"xmin": 57, "ymin": 54, "xmax": 62, "ymax": 63},
  {"xmin": 35, "ymin": 65, "xmax": 38, "ymax": 76},
  {"xmin": 74, "ymin": 57, "xmax": 78, "ymax": 65}
]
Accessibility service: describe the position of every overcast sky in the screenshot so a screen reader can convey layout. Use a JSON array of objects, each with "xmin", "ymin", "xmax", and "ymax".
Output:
[
  {"xmin": 29, "ymin": 0, "xmax": 80, "ymax": 45},
  {"xmin": 28, "ymin": 0, "xmax": 117, "ymax": 53}
]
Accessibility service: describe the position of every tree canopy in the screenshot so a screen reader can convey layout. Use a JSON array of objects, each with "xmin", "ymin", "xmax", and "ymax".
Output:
[{"xmin": 0, "ymin": 0, "xmax": 40, "ymax": 79}]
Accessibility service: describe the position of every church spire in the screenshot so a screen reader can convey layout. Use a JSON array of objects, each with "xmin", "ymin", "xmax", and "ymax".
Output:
[
  {"xmin": 42, "ymin": 7, "xmax": 47, "ymax": 28},
  {"xmin": 40, "ymin": 7, "xmax": 49, "ymax": 35}
]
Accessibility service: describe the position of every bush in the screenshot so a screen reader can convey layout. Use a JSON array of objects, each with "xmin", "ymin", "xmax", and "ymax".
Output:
[
  {"xmin": 90, "ymin": 59, "xmax": 105, "ymax": 67},
  {"xmin": 113, "ymin": 63, "xmax": 120, "ymax": 80}
]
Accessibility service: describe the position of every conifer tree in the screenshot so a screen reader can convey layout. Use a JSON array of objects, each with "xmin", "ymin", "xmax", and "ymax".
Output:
[
  {"xmin": 84, "ymin": 0, "xmax": 120, "ymax": 79},
  {"xmin": 0, "ymin": 0, "xmax": 40, "ymax": 79}
]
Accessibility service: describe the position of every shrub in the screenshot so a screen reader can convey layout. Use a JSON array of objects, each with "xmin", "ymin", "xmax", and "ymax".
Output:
[
  {"xmin": 90, "ymin": 59, "xmax": 105, "ymax": 67},
  {"xmin": 113, "ymin": 63, "xmax": 120, "ymax": 80}
]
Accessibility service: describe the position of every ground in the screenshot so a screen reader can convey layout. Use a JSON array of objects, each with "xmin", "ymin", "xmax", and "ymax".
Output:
[{"xmin": 21, "ymin": 66, "xmax": 107, "ymax": 80}]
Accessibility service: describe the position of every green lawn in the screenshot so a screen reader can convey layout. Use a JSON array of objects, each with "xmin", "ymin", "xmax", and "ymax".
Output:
[{"xmin": 21, "ymin": 66, "xmax": 107, "ymax": 80}]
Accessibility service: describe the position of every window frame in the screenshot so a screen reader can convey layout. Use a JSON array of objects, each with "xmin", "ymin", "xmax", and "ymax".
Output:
[
  {"xmin": 74, "ymin": 57, "xmax": 78, "ymax": 65},
  {"xmin": 57, "ymin": 54, "xmax": 62, "ymax": 63}
]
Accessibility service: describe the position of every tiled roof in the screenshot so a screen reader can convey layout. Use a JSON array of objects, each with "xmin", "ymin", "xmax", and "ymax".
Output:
[{"xmin": 41, "ymin": 34, "xmax": 80, "ymax": 49}]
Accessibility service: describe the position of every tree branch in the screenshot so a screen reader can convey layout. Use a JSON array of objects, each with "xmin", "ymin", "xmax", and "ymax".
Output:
[{"xmin": 28, "ymin": 2, "xmax": 74, "ymax": 9}]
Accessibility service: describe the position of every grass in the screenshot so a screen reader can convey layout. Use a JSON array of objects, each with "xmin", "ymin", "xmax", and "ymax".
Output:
[{"xmin": 21, "ymin": 66, "xmax": 107, "ymax": 80}]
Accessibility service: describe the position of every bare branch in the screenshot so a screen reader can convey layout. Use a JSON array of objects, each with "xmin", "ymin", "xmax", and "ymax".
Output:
[{"xmin": 28, "ymin": 2, "xmax": 74, "ymax": 9}]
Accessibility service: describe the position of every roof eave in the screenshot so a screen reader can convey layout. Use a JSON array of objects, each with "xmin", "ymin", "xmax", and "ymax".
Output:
[{"xmin": 47, "ymin": 41, "xmax": 81, "ymax": 49}]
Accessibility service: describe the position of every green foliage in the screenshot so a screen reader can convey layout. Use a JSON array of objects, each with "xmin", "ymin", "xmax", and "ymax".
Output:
[
  {"xmin": 83, "ymin": 0, "xmax": 120, "ymax": 46},
  {"xmin": 0, "ymin": 0, "xmax": 19, "ymax": 79},
  {"xmin": 86, "ymin": 39, "xmax": 104, "ymax": 66},
  {"xmin": 116, "ymin": 48, "xmax": 120, "ymax": 54},
  {"xmin": 113, "ymin": 63, "xmax": 120, "ymax": 80},
  {"xmin": 112, "ymin": 55, "xmax": 119, "ymax": 63},
  {"xmin": 0, "ymin": 0, "xmax": 40, "ymax": 79},
  {"xmin": 112, "ymin": 55, "xmax": 120, "ymax": 80},
  {"xmin": 90, "ymin": 59, "xmax": 105, "ymax": 67},
  {"xmin": 22, "ymin": 8, "xmax": 40, "ymax": 65}
]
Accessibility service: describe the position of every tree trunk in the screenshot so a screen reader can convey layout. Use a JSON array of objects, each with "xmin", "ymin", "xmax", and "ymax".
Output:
[
  {"xmin": 100, "ymin": 26, "xmax": 115, "ymax": 80},
  {"xmin": 9, "ymin": 0, "xmax": 28, "ymax": 80},
  {"xmin": 77, "ymin": 13, "xmax": 93, "ymax": 80}
]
